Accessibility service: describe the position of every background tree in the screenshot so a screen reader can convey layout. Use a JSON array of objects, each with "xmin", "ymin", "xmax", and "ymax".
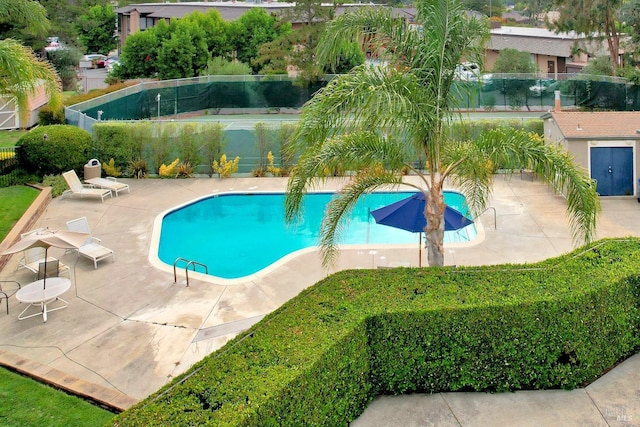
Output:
[
  {"xmin": 582, "ymin": 56, "xmax": 615, "ymax": 76},
  {"xmin": 283, "ymin": 0, "xmax": 335, "ymax": 84},
  {"xmin": 492, "ymin": 48, "xmax": 538, "ymax": 73},
  {"xmin": 182, "ymin": 10, "xmax": 230, "ymax": 60},
  {"xmin": 76, "ymin": 4, "xmax": 117, "ymax": 54},
  {"xmin": 0, "ymin": 0, "xmax": 61, "ymax": 125},
  {"xmin": 513, "ymin": 0, "xmax": 554, "ymax": 26},
  {"xmin": 466, "ymin": 0, "xmax": 506, "ymax": 17},
  {"xmin": 227, "ymin": 8, "xmax": 292, "ymax": 73},
  {"xmin": 37, "ymin": 0, "xmax": 111, "ymax": 50},
  {"xmin": 46, "ymin": 45, "xmax": 82, "ymax": 91},
  {"xmin": 492, "ymin": 48, "xmax": 538, "ymax": 110},
  {"xmin": 550, "ymin": 0, "xmax": 622, "ymax": 73},
  {"xmin": 621, "ymin": 0, "xmax": 640, "ymax": 66},
  {"xmin": 285, "ymin": 0, "xmax": 599, "ymax": 267},
  {"xmin": 203, "ymin": 56, "xmax": 253, "ymax": 75},
  {"xmin": 116, "ymin": 8, "xmax": 289, "ymax": 78},
  {"xmin": 253, "ymin": 36, "xmax": 292, "ymax": 75},
  {"xmin": 113, "ymin": 28, "xmax": 159, "ymax": 78},
  {"xmin": 156, "ymin": 26, "xmax": 204, "ymax": 80}
]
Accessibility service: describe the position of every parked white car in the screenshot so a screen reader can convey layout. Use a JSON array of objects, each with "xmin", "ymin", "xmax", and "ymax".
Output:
[
  {"xmin": 529, "ymin": 79, "xmax": 554, "ymax": 96},
  {"xmin": 454, "ymin": 62, "xmax": 481, "ymax": 81},
  {"xmin": 105, "ymin": 57, "xmax": 120, "ymax": 71}
]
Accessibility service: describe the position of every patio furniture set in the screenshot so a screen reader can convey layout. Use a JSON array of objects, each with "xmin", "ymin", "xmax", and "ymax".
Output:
[
  {"xmin": 1, "ymin": 169, "xmax": 124, "ymax": 321},
  {"xmin": 62, "ymin": 169, "xmax": 129, "ymax": 202}
]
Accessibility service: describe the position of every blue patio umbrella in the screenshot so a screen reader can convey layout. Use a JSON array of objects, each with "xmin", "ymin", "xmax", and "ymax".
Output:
[{"xmin": 370, "ymin": 192, "xmax": 473, "ymax": 266}]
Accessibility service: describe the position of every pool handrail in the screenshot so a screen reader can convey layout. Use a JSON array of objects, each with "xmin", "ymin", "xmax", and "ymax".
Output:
[{"xmin": 173, "ymin": 257, "xmax": 208, "ymax": 287}]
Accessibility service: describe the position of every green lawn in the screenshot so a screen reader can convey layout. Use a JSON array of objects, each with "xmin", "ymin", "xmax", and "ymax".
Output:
[
  {"xmin": 0, "ymin": 130, "xmax": 28, "ymax": 148},
  {"xmin": 0, "ymin": 367, "xmax": 115, "ymax": 427},
  {"xmin": 0, "ymin": 186, "xmax": 39, "ymax": 241},
  {"xmin": 0, "ymin": 186, "xmax": 115, "ymax": 425}
]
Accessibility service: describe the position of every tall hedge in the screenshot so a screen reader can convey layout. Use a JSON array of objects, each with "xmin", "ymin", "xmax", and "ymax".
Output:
[
  {"xmin": 111, "ymin": 239, "xmax": 640, "ymax": 426},
  {"xmin": 17, "ymin": 125, "xmax": 92, "ymax": 177}
]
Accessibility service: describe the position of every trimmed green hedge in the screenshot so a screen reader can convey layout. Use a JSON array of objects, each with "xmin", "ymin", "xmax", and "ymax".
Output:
[
  {"xmin": 92, "ymin": 121, "xmax": 227, "ymax": 176},
  {"xmin": 446, "ymin": 119, "xmax": 543, "ymax": 141},
  {"xmin": 17, "ymin": 125, "xmax": 92, "ymax": 178},
  {"xmin": 111, "ymin": 239, "xmax": 640, "ymax": 426}
]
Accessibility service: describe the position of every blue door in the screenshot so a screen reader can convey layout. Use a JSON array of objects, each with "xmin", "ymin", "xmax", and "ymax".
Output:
[{"xmin": 590, "ymin": 147, "xmax": 634, "ymax": 196}]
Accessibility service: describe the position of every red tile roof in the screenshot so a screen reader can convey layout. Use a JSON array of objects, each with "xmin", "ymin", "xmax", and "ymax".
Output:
[{"xmin": 550, "ymin": 111, "xmax": 640, "ymax": 139}]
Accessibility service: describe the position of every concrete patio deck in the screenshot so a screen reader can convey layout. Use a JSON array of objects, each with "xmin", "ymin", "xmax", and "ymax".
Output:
[{"xmin": 0, "ymin": 175, "xmax": 639, "ymax": 425}]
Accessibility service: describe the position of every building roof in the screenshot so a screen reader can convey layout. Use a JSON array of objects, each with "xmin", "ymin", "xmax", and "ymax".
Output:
[
  {"xmin": 488, "ymin": 26, "xmax": 581, "ymax": 57},
  {"xmin": 116, "ymin": 2, "xmax": 296, "ymax": 21},
  {"xmin": 116, "ymin": 2, "xmax": 401, "ymax": 23},
  {"xmin": 549, "ymin": 112, "xmax": 640, "ymax": 139}
]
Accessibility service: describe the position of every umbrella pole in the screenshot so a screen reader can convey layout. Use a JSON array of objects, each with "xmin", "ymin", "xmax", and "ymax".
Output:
[
  {"xmin": 43, "ymin": 247, "xmax": 48, "ymax": 289},
  {"xmin": 419, "ymin": 232, "xmax": 422, "ymax": 268}
]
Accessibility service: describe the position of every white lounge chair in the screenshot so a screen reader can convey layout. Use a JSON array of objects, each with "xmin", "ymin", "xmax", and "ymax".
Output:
[
  {"xmin": 85, "ymin": 177, "xmax": 130, "ymax": 196},
  {"xmin": 62, "ymin": 170, "xmax": 112, "ymax": 202},
  {"xmin": 66, "ymin": 217, "xmax": 115, "ymax": 269}
]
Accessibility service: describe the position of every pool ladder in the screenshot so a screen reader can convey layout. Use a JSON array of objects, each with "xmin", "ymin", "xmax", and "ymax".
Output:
[{"xmin": 173, "ymin": 257, "xmax": 208, "ymax": 287}]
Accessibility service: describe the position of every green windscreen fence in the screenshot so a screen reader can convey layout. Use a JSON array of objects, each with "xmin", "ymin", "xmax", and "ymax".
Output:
[
  {"xmin": 452, "ymin": 76, "xmax": 640, "ymax": 111},
  {"xmin": 67, "ymin": 75, "xmax": 640, "ymax": 152},
  {"xmin": 79, "ymin": 79, "xmax": 327, "ymax": 121},
  {"xmin": 68, "ymin": 75, "xmax": 640, "ymax": 130}
]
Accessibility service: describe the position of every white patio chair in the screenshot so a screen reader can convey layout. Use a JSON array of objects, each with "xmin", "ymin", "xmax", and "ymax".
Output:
[
  {"xmin": 85, "ymin": 177, "xmax": 130, "ymax": 196},
  {"xmin": 0, "ymin": 280, "xmax": 21, "ymax": 315},
  {"xmin": 66, "ymin": 217, "xmax": 115, "ymax": 269},
  {"xmin": 62, "ymin": 170, "xmax": 112, "ymax": 202},
  {"xmin": 15, "ymin": 228, "xmax": 69, "ymax": 279}
]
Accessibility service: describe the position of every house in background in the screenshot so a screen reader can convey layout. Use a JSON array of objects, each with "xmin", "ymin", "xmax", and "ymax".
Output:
[
  {"xmin": 485, "ymin": 25, "xmax": 611, "ymax": 77},
  {"xmin": 0, "ymin": 82, "xmax": 49, "ymax": 130},
  {"xmin": 115, "ymin": 2, "xmax": 415, "ymax": 52},
  {"xmin": 486, "ymin": 25, "xmax": 584, "ymax": 76},
  {"xmin": 543, "ymin": 111, "xmax": 639, "ymax": 197}
]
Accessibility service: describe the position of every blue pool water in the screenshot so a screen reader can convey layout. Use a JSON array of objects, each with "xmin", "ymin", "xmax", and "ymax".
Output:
[{"xmin": 158, "ymin": 191, "xmax": 476, "ymax": 279}]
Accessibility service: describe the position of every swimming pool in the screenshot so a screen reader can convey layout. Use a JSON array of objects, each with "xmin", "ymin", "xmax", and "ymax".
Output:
[{"xmin": 156, "ymin": 191, "xmax": 476, "ymax": 279}]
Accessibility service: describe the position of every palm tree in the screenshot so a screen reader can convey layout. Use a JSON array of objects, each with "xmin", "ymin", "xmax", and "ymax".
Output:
[
  {"xmin": 0, "ymin": 0, "xmax": 62, "ymax": 125},
  {"xmin": 285, "ymin": 0, "xmax": 600, "ymax": 267}
]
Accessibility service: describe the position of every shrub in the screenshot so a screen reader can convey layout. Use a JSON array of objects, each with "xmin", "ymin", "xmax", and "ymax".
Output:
[
  {"xmin": 252, "ymin": 165, "xmax": 266, "ymax": 177},
  {"xmin": 17, "ymin": 125, "xmax": 92, "ymax": 178},
  {"xmin": 482, "ymin": 93, "xmax": 496, "ymax": 111},
  {"xmin": 267, "ymin": 151, "xmax": 284, "ymax": 177},
  {"xmin": 93, "ymin": 122, "xmax": 151, "ymax": 169},
  {"xmin": 63, "ymin": 81, "xmax": 139, "ymax": 106},
  {"xmin": 128, "ymin": 158, "xmax": 148, "ymax": 179},
  {"xmin": 159, "ymin": 158, "xmax": 180, "ymax": 178},
  {"xmin": 102, "ymin": 158, "xmax": 122, "ymax": 177},
  {"xmin": 176, "ymin": 161, "xmax": 194, "ymax": 178},
  {"xmin": 112, "ymin": 239, "xmax": 640, "ymax": 426},
  {"xmin": 200, "ymin": 123, "xmax": 226, "ymax": 177},
  {"xmin": 38, "ymin": 106, "xmax": 65, "ymax": 125},
  {"xmin": 41, "ymin": 174, "xmax": 68, "ymax": 197},
  {"xmin": 212, "ymin": 154, "xmax": 239, "ymax": 178}
]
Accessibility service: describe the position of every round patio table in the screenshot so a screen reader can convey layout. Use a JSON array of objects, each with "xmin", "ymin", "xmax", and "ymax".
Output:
[{"xmin": 15, "ymin": 277, "xmax": 71, "ymax": 322}]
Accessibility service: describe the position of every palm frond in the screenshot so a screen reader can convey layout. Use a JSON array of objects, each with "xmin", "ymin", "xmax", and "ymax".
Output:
[
  {"xmin": 442, "ymin": 139, "xmax": 494, "ymax": 216},
  {"xmin": 0, "ymin": 0, "xmax": 49, "ymax": 35},
  {"xmin": 471, "ymin": 128, "xmax": 600, "ymax": 245},
  {"xmin": 294, "ymin": 66, "xmax": 431, "ymax": 152},
  {"xmin": 285, "ymin": 131, "xmax": 412, "ymax": 224},
  {"xmin": 0, "ymin": 39, "xmax": 62, "ymax": 118},
  {"xmin": 319, "ymin": 170, "xmax": 404, "ymax": 267}
]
